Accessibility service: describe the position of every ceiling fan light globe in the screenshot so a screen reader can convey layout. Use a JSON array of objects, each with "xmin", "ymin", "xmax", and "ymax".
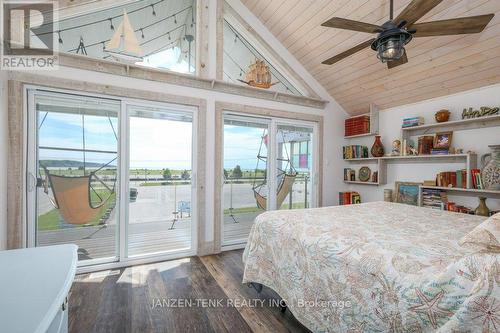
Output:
[{"xmin": 375, "ymin": 35, "xmax": 406, "ymax": 63}]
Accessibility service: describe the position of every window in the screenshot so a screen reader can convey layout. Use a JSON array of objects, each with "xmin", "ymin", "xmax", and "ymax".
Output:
[
  {"xmin": 223, "ymin": 18, "xmax": 305, "ymax": 96},
  {"xmin": 39, "ymin": 0, "xmax": 197, "ymax": 74}
]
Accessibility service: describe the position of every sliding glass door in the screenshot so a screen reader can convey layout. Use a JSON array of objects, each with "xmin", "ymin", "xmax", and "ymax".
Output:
[
  {"xmin": 276, "ymin": 124, "xmax": 314, "ymax": 210},
  {"xmin": 222, "ymin": 116, "xmax": 270, "ymax": 246},
  {"xmin": 221, "ymin": 114, "xmax": 318, "ymax": 247},
  {"xmin": 27, "ymin": 89, "xmax": 197, "ymax": 266},
  {"xmin": 33, "ymin": 92, "xmax": 120, "ymax": 262},
  {"xmin": 127, "ymin": 105, "xmax": 194, "ymax": 257}
]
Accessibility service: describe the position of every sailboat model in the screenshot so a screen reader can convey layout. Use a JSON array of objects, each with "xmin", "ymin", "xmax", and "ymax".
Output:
[
  {"xmin": 105, "ymin": 11, "xmax": 144, "ymax": 62},
  {"xmin": 238, "ymin": 59, "xmax": 277, "ymax": 89}
]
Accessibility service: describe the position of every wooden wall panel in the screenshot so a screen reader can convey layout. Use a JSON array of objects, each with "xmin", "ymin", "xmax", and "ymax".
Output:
[{"xmin": 242, "ymin": 0, "xmax": 500, "ymax": 114}]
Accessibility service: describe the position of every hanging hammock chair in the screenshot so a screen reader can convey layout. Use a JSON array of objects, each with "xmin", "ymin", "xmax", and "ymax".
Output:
[
  {"xmin": 252, "ymin": 130, "xmax": 296, "ymax": 210},
  {"xmin": 42, "ymin": 161, "xmax": 117, "ymax": 225},
  {"xmin": 39, "ymin": 110, "xmax": 118, "ymax": 226}
]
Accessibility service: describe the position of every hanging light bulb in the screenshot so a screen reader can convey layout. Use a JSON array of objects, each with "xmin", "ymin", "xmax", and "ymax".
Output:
[
  {"xmin": 191, "ymin": 7, "xmax": 195, "ymax": 27},
  {"xmin": 102, "ymin": 42, "xmax": 105, "ymax": 51},
  {"xmin": 234, "ymin": 34, "xmax": 238, "ymax": 43},
  {"xmin": 140, "ymin": 28, "xmax": 145, "ymax": 39},
  {"xmin": 174, "ymin": 14, "xmax": 177, "ymax": 24},
  {"xmin": 151, "ymin": 4, "xmax": 156, "ymax": 16},
  {"xmin": 109, "ymin": 18, "xmax": 114, "ymax": 30},
  {"xmin": 168, "ymin": 32, "xmax": 171, "ymax": 40},
  {"xmin": 58, "ymin": 31, "xmax": 63, "ymax": 44}
]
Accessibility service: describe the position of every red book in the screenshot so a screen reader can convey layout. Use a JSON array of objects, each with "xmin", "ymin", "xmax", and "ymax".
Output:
[{"xmin": 450, "ymin": 172, "xmax": 457, "ymax": 188}]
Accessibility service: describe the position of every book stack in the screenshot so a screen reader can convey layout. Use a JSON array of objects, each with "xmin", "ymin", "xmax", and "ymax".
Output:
[
  {"xmin": 471, "ymin": 169, "xmax": 483, "ymax": 189},
  {"xmin": 339, "ymin": 192, "xmax": 361, "ymax": 205},
  {"xmin": 446, "ymin": 202, "xmax": 473, "ymax": 214},
  {"xmin": 343, "ymin": 145, "xmax": 369, "ymax": 159},
  {"xmin": 436, "ymin": 170, "xmax": 467, "ymax": 188},
  {"xmin": 345, "ymin": 115, "xmax": 370, "ymax": 137},
  {"xmin": 344, "ymin": 168, "xmax": 355, "ymax": 181},
  {"xmin": 418, "ymin": 136, "xmax": 434, "ymax": 155},
  {"xmin": 402, "ymin": 116, "xmax": 424, "ymax": 128},
  {"xmin": 430, "ymin": 148, "xmax": 449, "ymax": 155},
  {"xmin": 421, "ymin": 188, "xmax": 447, "ymax": 210}
]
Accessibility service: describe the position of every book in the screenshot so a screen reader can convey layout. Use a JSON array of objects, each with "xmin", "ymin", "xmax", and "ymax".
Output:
[
  {"xmin": 431, "ymin": 149, "xmax": 449, "ymax": 155},
  {"xmin": 339, "ymin": 192, "xmax": 361, "ymax": 205}
]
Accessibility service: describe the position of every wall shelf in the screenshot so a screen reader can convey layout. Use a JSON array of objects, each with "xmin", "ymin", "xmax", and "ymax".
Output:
[
  {"xmin": 344, "ymin": 153, "xmax": 477, "ymax": 189},
  {"xmin": 344, "ymin": 132, "xmax": 376, "ymax": 139},
  {"xmin": 420, "ymin": 186, "xmax": 500, "ymax": 199},
  {"xmin": 402, "ymin": 114, "xmax": 500, "ymax": 138},
  {"xmin": 344, "ymin": 180, "xmax": 379, "ymax": 186}
]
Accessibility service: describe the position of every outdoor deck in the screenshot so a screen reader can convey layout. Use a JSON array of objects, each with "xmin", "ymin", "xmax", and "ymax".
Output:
[{"xmin": 38, "ymin": 214, "xmax": 258, "ymax": 261}]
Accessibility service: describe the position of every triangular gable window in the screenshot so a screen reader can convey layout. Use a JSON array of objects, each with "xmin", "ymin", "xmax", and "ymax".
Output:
[{"xmin": 223, "ymin": 19, "xmax": 305, "ymax": 96}]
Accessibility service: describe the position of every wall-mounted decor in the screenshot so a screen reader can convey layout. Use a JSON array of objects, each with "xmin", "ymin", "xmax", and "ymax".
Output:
[
  {"xmin": 395, "ymin": 181, "xmax": 422, "ymax": 206},
  {"xmin": 481, "ymin": 144, "xmax": 500, "ymax": 190},
  {"xmin": 462, "ymin": 106, "xmax": 499, "ymax": 119},
  {"xmin": 238, "ymin": 59, "xmax": 277, "ymax": 89},
  {"xmin": 370, "ymin": 135, "xmax": 384, "ymax": 157},
  {"xmin": 435, "ymin": 109, "xmax": 450, "ymax": 123},
  {"xmin": 358, "ymin": 167, "xmax": 371, "ymax": 182},
  {"xmin": 433, "ymin": 131, "xmax": 453, "ymax": 149}
]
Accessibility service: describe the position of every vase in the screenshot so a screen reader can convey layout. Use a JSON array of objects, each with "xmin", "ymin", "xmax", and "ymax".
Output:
[
  {"xmin": 435, "ymin": 110, "xmax": 450, "ymax": 123},
  {"xmin": 371, "ymin": 135, "xmax": 385, "ymax": 157},
  {"xmin": 475, "ymin": 197, "xmax": 490, "ymax": 217},
  {"xmin": 481, "ymin": 144, "xmax": 500, "ymax": 190}
]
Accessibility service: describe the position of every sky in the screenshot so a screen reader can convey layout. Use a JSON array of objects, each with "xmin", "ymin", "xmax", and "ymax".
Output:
[{"xmin": 38, "ymin": 112, "xmax": 309, "ymax": 171}]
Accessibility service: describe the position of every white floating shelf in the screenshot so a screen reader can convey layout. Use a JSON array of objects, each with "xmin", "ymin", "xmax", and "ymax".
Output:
[
  {"xmin": 402, "ymin": 114, "xmax": 500, "ymax": 137},
  {"xmin": 344, "ymin": 180, "xmax": 379, "ymax": 186},
  {"xmin": 344, "ymin": 157, "xmax": 379, "ymax": 162},
  {"xmin": 345, "ymin": 153, "xmax": 474, "ymax": 162},
  {"xmin": 344, "ymin": 132, "xmax": 377, "ymax": 139}
]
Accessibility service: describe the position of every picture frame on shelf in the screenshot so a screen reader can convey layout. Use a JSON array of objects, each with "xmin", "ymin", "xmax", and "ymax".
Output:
[
  {"xmin": 395, "ymin": 181, "xmax": 422, "ymax": 206},
  {"xmin": 433, "ymin": 131, "xmax": 453, "ymax": 149}
]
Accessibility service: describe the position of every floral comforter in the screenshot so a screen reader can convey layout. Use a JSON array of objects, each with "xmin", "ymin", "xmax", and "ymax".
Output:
[{"xmin": 242, "ymin": 202, "xmax": 499, "ymax": 332}]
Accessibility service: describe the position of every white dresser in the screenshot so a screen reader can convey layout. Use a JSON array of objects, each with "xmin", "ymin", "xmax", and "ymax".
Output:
[{"xmin": 0, "ymin": 244, "xmax": 78, "ymax": 333}]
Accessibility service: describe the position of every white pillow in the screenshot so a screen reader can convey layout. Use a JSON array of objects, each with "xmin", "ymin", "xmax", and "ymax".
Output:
[{"xmin": 459, "ymin": 213, "xmax": 500, "ymax": 253}]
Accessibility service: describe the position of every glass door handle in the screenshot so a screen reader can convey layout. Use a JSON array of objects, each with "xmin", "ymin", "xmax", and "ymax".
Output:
[{"xmin": 28, "ymin": 172, "xmax": 37, "ymax": 192}]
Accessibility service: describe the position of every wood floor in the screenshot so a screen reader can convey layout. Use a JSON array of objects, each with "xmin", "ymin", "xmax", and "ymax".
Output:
[{"xmin": 69, "ymin": 250, "xmax": 310, "ymax": 333}]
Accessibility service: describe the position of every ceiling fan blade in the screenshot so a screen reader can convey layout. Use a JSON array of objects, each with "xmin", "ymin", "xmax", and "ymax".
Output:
[
  {"xmin": 411, "ymin": 14, "xmax": 494, "ymax": 37},
  {"xmin": 321, "ymin": 17, "xmax": 382, "ymax": 33},
  {"xmin": 322, "ymin": 39, "xmax": 375, "ymax": 65},
  {"xmin": 387, "ymin": 52, "xmax": 408, "ymax": 69},
  {"xmin": 394, "ymin": 0, "xmax": 443, "ymax": 27}
]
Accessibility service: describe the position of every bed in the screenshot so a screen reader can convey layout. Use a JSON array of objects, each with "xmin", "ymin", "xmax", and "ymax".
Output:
[{"xmin": 242, "ymin": 202, "xmax": 499, "ymax": 332}]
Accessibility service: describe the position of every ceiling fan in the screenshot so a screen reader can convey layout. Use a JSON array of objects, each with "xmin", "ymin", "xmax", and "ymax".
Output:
[{"xmin": 321, "ymin": 0, "xmax": 494, "ymax": 69}]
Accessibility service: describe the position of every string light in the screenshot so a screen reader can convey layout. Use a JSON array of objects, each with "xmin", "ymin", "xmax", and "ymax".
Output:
[
  {"xmin": 58, "ymin": 31, "xmax": 63, "ymax": 44},
  {"xmin": 234, "ymin": 34, "xmax": 238, "ymax": 43},
  {"xmin": 151, "ymin": 4, "xmax": 156, "ymax": 16},
  {"xmin": 191, "ymin": 7, "xmax": 195, "ymax": 27},
  {"xmin": 168, "ymin": 32, "xmax": 171, "ymax": 40},
  {"xmin": 102, "ymin": 41, "xmax": 105, "ymax": 51},
  {"xmin": 109, "ymin": 18, "xmax": 114, "ymax": 30},
  {"xmin": 140, "ymin": 28, "xmax": 145, "ymax": 39},
  {"xmin": 174, "ymin": 14, "xmax": 177, "ymax": 24}
]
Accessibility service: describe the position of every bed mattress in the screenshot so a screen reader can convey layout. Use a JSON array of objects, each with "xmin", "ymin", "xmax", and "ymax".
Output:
[{"xmin": 243, "ymin": 202, "xmax": 498, "ymax": 332}]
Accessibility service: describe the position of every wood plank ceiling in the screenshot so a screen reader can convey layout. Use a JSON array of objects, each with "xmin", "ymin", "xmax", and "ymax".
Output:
[{"xmin": 241, "ymin": 0, "xmax": 500, "ymax": 114}]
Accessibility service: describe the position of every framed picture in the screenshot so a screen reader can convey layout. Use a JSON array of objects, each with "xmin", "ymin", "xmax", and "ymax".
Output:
[
  {"xmin": 395, "ymin": 181, "xmax": 422, "ymax": 206},
  {"xmin": 433, "ymin": 131, "xmax": 453, "ymax": 149}
]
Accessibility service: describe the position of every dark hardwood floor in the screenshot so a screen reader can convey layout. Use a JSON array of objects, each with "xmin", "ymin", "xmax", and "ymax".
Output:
[{"xmin": 69, "ymin": 250, "xmax": 310, "ymax": 333}]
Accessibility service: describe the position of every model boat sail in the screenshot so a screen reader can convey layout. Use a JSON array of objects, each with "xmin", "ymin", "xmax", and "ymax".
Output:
[
  {"xmin": 105, "ymin": 11, "xmax": 144, "ymax": 62},
  {"xmin": 238, "ymin": 59, "xmax": 277, "ymax": 89}
]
